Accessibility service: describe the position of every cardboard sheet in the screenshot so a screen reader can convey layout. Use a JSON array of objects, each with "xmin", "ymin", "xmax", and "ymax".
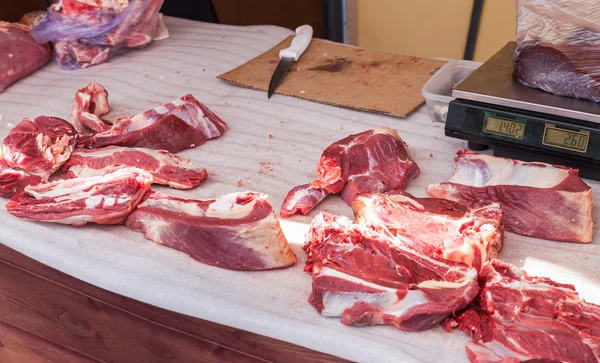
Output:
[{"xmin": 218, "ymin": 35, "xmax": 446, "ymax": 118}]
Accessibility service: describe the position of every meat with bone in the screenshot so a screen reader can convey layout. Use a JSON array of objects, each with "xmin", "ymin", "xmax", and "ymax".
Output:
[
  {"xmin": 281, "ymin": 127, "xmax": 419, "ymax": 217},
  {"xmin": 126, "ymin": 191, "xmax": 296, "ymax": 271},
  {"xmin": 444, "ymin": 259, "xmax": 600, "ymax": 363},
  {"xmin": 79, "ymin": 94, "xmax": 227, "ymax": 153},
  {"xmin": 352, "ymin": 193, "xmax": 503, "ymax": 272},
  {"xmin": 6, "ymin": 167, "xmax": 152, "ymax": 225},
  {"xmin": 62, "ymin": 146, "xmax": 207, "ymax": 189},
  {"xmin": 0, "ymin": 160, "xmax": 43, "ymax": 198},
  {"xmin": 427, "ymin": 149, "xmax": 593, "ymax": 243},
  {"xmin": 71, "ymin": 81, "xmax": 111, "ymax": 134},
  {"xmin": 304, "ymin": 212, "xmax": 479, "ymax": 332},
  {"xmin": 1, "ymin": 116, "xmax": 78, "ymax": 180}
]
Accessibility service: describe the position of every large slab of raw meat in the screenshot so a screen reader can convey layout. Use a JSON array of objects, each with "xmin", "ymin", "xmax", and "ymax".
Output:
[
  {"xmin": 352, "ymin": 192, "xmax": 503, "ymax": 271},
  {"xmin": 445, "ymin": 259, "xmax": 600, "ymax": 363},
  {"xmin": 6, "ymin": 167, "xmax": 152, "ymax": 225},
  {"xmin": 62, "ymin": 146, "xmax": 207, "ymax": 189},
  {"xmin": 281, "ymin": 127, "xmax": 419, "ymax": 217},
  {"xmin": 303, "ymin": 212, "xmax": 479, "ymax": 332},
  {"xmin": 79, "ymin": 93, "xmax": 227, "ymax": 153},
  {"xmin": 427, "ymin": 149, "xmax": 594, "ymax": 243},
  {"xmin": 126, "ymin": 191, "xmax": 296, "ymax": 271}
]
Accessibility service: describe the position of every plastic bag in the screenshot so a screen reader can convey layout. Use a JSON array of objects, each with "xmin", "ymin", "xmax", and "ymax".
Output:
[
  {"xmin": 0, "ymin": 22, "xmax": 52, "ymax": 93},
  {"xmin": 30, "ymin": 0, "xmax": 167, "ymax": 70},
  {"xmin": 513, "ymin": 0, "xmax": 600, "ymax": 102}
]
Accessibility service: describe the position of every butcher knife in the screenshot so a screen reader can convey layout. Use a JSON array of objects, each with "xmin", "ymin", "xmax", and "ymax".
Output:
[{"xmin": 267, "ymin": 24, "xmax": 313, "ymax": 98}]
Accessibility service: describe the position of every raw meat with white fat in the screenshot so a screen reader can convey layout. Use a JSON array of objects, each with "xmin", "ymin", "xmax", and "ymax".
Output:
[
  {"xmin": 1, "ymin": 116, "xmax": 78, "ymax": 180},
  {"xmin": 444, "ymin": 259, "xmax": 600, "ymax": 363},
  {"xmin": 0, "ymin": 160, "xmax": 43, "ymax": 198},
  {"xmin": 304, "ymin": 212, "xmax": 479, "ymax": 332},
  {"xmin": 352, "ymin": 193, "xmax": 503, "ymax": 271},
  {"xmin": 281, "ymin": 127, "xmax": 419, "ymax": 217},
  {"xmin": 79, "ymin": 94, "xmax": 227, "ymax": 153},
  {"xmin": 62, "ymin": 146, "xmax": 207, "ymax": 189},
  {"xmin": 71, "ymin": 81, "xmax": 111, "ymax": 134},
  {"xmin": 427, "ymin": 149, "xmax": 593, "ymax": 243},
  {"xmin": 6, "ymin": 167, "xmax": 152, "ymax": 225},
  {"xmin": 126, "ymin": 191, "xmax": 296, "ymax": 271}
]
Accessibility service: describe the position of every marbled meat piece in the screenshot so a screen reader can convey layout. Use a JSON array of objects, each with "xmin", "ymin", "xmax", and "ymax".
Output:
[
  {"xmin": 126, "ymin": 191, "xmax": 296, "ymax": 271},
  {"xmin": 79, "ymin": 94, "xmax": 227, "ymax": 153},
  {"xmin": 6, "ymin": 167, "xmax": 152, "ymax": 225},
  {"xmin": 281, "ymin": 127, "xmax": 419, "ymax": 217},
  {"xmin": 70, "ymin": 81, "xmax": 111, "ymax": 134},
  {"xmin": 1, "ymin": 116, "xmax": 78, "ymax": 180},
  {"xmin": 427, "ymin": 149, "xmax": 593, "ymax": 243},
  {"xmin": 304, "ymin": 212, "xmax": 479, "ymax": 332},
  {"xmin": 62, "ymin": 146, "xmax": 207, "ymax": 189},
  {"xmin": 352, "ymin": 192, "xmax": 503, "ymax": 271},
  {"xmin": 444, "ymin": 259, "xmax": 600, "ymax": 363}
]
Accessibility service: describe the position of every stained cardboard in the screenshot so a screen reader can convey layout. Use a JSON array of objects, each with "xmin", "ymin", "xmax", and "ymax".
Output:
[{"xmin": 217, "ymin": 36, "xmax": 446, "ymax": 118}]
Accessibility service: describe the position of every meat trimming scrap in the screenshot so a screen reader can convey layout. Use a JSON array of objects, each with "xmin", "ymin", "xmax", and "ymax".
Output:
[
  {"xmin": 62, "ymin": 146, "xmax": 207, "ymax": 189},
  {"xmin": 126, "ymin": 191, "xmax": 296, "ymax": 271},
  {"xmin": 304, "ymin": 212, "xmax": 479, "ymax": 332},
  {"xmin": 427, "ymin": 149, "xmax": 593, "ymax": 243},
  {"xmin": 352, "ymin": 192, "xmax": 504, "ymax": 271},
  {"xmin": 445, "ymin": 259, "xmax": 600, "ymax": 363},
  {"xmin": 70, "ymin": 81, "xmax": 111, "ymax": 135},
  {"xmin": 281, "ymin": 127, "xmax": 419, "ymax": 217},
  {"xmin": 79, "ymin": 93, "xmax": 228, "ymax": 153},
  {"xmin": 6, "ymin": 167, "xmax": 153, "ymax": 225}
]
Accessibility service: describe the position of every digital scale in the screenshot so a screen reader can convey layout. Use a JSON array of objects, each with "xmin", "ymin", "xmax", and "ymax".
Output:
[{"xmin": 446, "ymin": 42, "xmax": 600, "ymax": 179}]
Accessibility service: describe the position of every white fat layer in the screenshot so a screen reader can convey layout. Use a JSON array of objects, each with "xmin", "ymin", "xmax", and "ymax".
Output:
[
  {"xmin": 142, "ymin": 192, "xmax": 265, "ymax": 219},
  {"xmin": 450, "ymin": 154, "xmax": 569, "ymax": 188},
  {"xmin": 319, "ymin": 267, "xmax": 431, "ymax": 317},
  {"xmin": 154, "ymin": 105, "xmax": 170, "ymax": 114},
  {"xmin": 287, "ymin": 187, "xmax": 313, "ymax": 206},
  {"xmin": 26, "ymin": 167, "xmax": 151, "ymax": 202}
]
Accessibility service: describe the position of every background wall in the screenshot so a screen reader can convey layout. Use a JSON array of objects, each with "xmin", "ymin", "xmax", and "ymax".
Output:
[{"xmin": 352, "ymin": 0, "xmax": 516, "ymax": 62}]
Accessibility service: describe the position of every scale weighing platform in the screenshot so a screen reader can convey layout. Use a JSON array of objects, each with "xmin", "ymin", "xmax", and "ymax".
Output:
[{"xmin": 446, "ymin": 42, "xmax": 600, "ymax": 179}]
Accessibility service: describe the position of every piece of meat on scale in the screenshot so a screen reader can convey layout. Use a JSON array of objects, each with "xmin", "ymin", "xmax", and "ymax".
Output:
[{"xmin": 281, "ymin": 127, "xmax": 419, "ymax": 217}]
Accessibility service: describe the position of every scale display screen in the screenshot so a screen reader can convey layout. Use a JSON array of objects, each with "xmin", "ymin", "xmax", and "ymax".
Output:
[
  {"xmin": 483, "ymin": 115, "xmax": 525, "ymax": 140},
  {"xmin": 543, "ymin": 125, "xmax": 589, "ymax": 153}
]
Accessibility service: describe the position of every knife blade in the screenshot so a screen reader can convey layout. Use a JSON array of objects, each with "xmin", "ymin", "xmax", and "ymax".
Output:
[{"xmin": 268, "ymin": 25, "xmax": 313, "ymax": 98}]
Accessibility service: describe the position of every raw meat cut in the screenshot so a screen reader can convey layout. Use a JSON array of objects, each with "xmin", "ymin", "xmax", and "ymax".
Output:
[
  {"xmin": 79, "ymin": 94, "xmax": 227, "ymax": 153},
  {"xmin": 0, "ymin": 160, "xmax": 43, "ymax": 198},
  {"xmin": 30, "ymin": 0, "xmax": 168, "ymax": 69},
  {"xmin": 1, "ymin": 116, "xmax": 78, "ymax": 180},
  {"xmin": 280, "ymin": 184, "xmax": 329, "ymax": 218},
  {"xmin": 6, "ymin": 167, "xmax": 152, "ymax": 225},
  {"xmin": 427, "ymin": 149, "xmax": 593, "ymax": 243},
  {"xmin": 513, "ymin": 0, "xmax": 600, "ymax": 102},
  {"xmin": 444, "ymin": 259, "xmax": 600, "ymax": 363},
  {"xmin": 281, "ymin": 127, "xmax": 419, "ymax": 217},
  {"xmin": 352, "ymin": 193, "xmax": 503, "ymax": 271},
  {"xmin": 71, "ymin": 81, "xmax": 111, "ymax": 134},
  {"xmin": 0, "ymin": 21, "xmax": 52, "ymax": 93},
  {"xmin": 126, "ymin": 191, "xmax": 296, "ymax": 271},
  {"xmin": 62, "ymin": 146, "xmax": 207, "ymax": 189},
  {"xmin": 304, "ymin": 212, "xmax": 479, "ymax": 332}
]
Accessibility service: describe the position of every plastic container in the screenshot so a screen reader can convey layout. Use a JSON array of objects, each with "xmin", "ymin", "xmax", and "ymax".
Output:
[{"xmin": 421, "ymin": 60, "xmax": 481, "ymax": 122}]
